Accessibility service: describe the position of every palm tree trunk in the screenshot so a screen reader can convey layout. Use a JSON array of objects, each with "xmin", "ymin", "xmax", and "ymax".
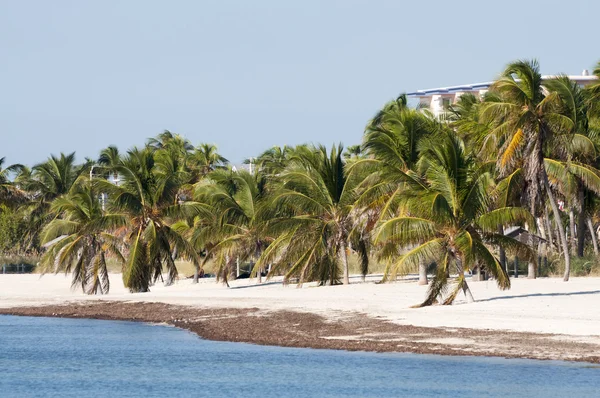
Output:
[
  {"xmin": 527, "ymin": 234, "xmax": 536, "ymax": 279},
  {"xmin": 193, "ymin": 263, "xmax": 199, "ymax": 284},
  {"xmin": 340, "ymin": 240, "xmax": 350, "ymax": 285},
  {"xmin": 577, "ymin": 189, "xmax": 585, "ymax": 257},
  {"xmin": 418, "ymin": 259, "xmax": 428, "ymax": 285},
  {"xmin": 527, "ymin": 262, "xmax": 536, "ymax": 279},
  {"xmin": 543, "ymin": 178, "xmax": 570, "ymax": 281},
  {"xmin": 587, "ymin": 217, "xmax": 599, "ymax": 255},
  {"xmin": 462, "ymin": 282, "xmax": 475, "ymax": 303},
  {"xmin": 457, "ymin": 256, "xmax": 474, "ymax": 303},
  {"xmin": 536, "ymin": 217, "xmax": 547, "ymax": 274},
  {"xmin": 498, "ymin": 226, "xmax": 506, "ymax": 273},
  {"xmin": 569, "ymin": 207, "xmax": 576, "ymax": 255},
  {"xmin": 257, "ymin": 263, "xmax": 262, "ymax": 284},
  {"xmin": 544, "ymin": 212, "xmax": 554, "ymax": 253}
]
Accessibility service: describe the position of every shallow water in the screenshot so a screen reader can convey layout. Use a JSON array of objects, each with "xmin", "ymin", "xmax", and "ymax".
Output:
[{"xmin": 0, "ymin": 315, "xmax": 597, "ymax": 397}]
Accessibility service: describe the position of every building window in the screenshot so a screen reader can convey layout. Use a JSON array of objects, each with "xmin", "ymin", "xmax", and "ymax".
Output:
[{"xmin": 442, "ymin": 98, "xmax": 451, "ymax": 109}]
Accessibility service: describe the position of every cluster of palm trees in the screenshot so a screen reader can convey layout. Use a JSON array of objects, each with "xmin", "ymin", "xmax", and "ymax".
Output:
[{"xmin": 2, "ymin": 59, "xmax": 600, "ymax": 306}]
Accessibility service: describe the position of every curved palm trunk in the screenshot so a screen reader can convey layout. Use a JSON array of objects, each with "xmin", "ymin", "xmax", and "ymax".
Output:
[{"xmin": 543, "ymin": 177, "xmax": 570, "ymax": 281}]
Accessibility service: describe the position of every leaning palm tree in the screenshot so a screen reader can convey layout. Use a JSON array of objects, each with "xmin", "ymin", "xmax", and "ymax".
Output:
[
  {"xmin": 257, "ymin": 144, "xmax": 364, "ymax": 285},
  {"xmin": 40, "ymin": 181, "xmax": 125, "ymax": 294},
  {"xmin": 375, "ymin": 132, "xmax": 534, "ymax": 306},
  {"xmin": 481, "ymin": 60, "xmax": 575, "ymax": 281},
  {"xmin": 97, "ymin": 147, "xmax": 204, "ymax": 292}
]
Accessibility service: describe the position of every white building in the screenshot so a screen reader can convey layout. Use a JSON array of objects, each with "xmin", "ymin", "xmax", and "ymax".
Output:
[{"xmin": 407, "ymin": 70, "xmax": 597, "ymax": 117}]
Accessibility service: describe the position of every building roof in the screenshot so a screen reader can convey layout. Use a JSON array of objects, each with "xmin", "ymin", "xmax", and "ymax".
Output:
[{"xmin": 407, "ymin": 75, "xmax": 597, "ymax": 97}]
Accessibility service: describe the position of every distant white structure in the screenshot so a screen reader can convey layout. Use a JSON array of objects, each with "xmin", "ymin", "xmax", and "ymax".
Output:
[{"xmin": 407, "ymin": 70, "xmax": 597, "ymax": 117}]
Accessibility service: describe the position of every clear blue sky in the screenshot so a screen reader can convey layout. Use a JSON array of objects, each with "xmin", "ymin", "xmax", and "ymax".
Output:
[{"xmin": 2, "ymin": 0, "xmax": 598, "ymax": 166}]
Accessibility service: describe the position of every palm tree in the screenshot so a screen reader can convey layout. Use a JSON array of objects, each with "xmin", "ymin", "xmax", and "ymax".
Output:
[
  {"xmin": 544, "ymin": 76, "xmax": 600, "ymax": 259},
  {"xmin": 375, "ymin": 132, "xmax": 534, "ymax": 306},
  {"xmin": 40, "ymin": 182, "xmax": 125, "ymax": 294},
  {"xmin": 188, "ymin": 143, "xmax": 228, "ymax": 179},
  {"xmin": 97, "ymin": 147, "xmax": 204, "ymax": 292},
  {"xmin": 343, "ymin": 145, "xmax": 363, "ymax": 160},
  {"xmin": 257, "ymin": 144, "xmax": 363, "ymax": 285},
  {"xmin": 194, "ymin": 169, "xmax": 270, "ymax": 285},
  {"xmin": 17, "ymin": 153, "xmax": 86, "ymax": 251},
  {"xmin": 147, "ymin": 130, "xmax": 194, "ymax": 153},
  {"xmin": 0, "ymin": 157, "xmax": 25, "ymax": 206},
  {"xmin": 250, "ymin": 145, "xmax": 295, "ymax": 176},
  {"xmin": 481, "ymin": 60, "xmax": 575, "ymax": 281},
  {"xmin": 361, "ymin": 97, "xmax": 440, "ymax": 284},
  {"xmin": 98, "ymin": 145, "xmax": 122, "ymax": 183}
]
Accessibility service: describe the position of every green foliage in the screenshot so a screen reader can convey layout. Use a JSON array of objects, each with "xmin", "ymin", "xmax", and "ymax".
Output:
[{"xmin": 0, "ymin": 205, "xmax": 26, "ymax": 254}]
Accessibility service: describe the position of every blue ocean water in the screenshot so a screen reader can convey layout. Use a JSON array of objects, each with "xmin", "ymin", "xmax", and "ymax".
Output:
[{"xmin": 0, "ymin": 315, "xmax": 597, "ymax": 398}]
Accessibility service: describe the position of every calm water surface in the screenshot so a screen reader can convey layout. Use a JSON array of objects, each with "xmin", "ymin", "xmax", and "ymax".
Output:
[{"xmin": 0, "ymin": 315, "xmax": 598, "ymax": 397}]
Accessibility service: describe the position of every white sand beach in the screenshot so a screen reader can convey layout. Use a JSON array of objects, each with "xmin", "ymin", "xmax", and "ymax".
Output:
[{"xmin": 1, "ymin": 273, "xmax": 599, "ymax": 338}]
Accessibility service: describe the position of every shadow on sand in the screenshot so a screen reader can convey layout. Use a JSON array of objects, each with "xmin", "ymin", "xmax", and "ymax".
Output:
[{"xmin": 476, "ymin": 290, "xmax": 600, "ymax": 303}]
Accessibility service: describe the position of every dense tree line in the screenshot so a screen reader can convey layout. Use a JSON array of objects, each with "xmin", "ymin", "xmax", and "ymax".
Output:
[{"xmin": 2, "ymin": 60, "xmax": 600, "ymax": 305}]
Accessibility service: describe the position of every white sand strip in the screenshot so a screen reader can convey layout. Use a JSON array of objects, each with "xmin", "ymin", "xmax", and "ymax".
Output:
[{"xmin": 1, "ymin": 273, "xmax": 599, "ymax": 338}]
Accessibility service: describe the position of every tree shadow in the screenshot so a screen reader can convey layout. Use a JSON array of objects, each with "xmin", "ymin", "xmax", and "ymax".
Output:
[
  {"xmin": 229, "ymin": 281, "xmax": 283, "ymax": 290},
  {"xmin": 477, "ymin": 290, "xmax": 600, "ymax": 302}
]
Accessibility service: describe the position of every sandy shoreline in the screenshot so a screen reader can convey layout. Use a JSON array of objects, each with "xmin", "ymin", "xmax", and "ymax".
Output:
[{"xmin": 1, "ymin": 274, "xmax": 600, "ymax": 363}]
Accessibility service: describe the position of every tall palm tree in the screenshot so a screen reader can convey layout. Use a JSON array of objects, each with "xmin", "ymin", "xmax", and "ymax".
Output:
[
  {"xmin": 481, "ymin": 60, "xmax": 575, "ymax": 281},
  {"xmin": 194, "ymin": 169, "xmax": 270, "ymax": 285},
  {"xmin": 544, "ymin": 76, "xmax": 600, "ymax": 258},
  {"xmin": 258, "ymin": 144, "xmax": 364, "ymax": 285},
  {"xmin": 375, "ymin": 132, "xmax": 534, "ymax": 306},
  {"xmin": 361, "ymin": 98, "xmax": 440, "ymax": 284},
  {"xmin": 97, "ymin": 147, "xmax": 204, "ymax": 292},
  {"xmin": 40, "ymin": 182, "xmax": 125, "ymax": 294}
]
